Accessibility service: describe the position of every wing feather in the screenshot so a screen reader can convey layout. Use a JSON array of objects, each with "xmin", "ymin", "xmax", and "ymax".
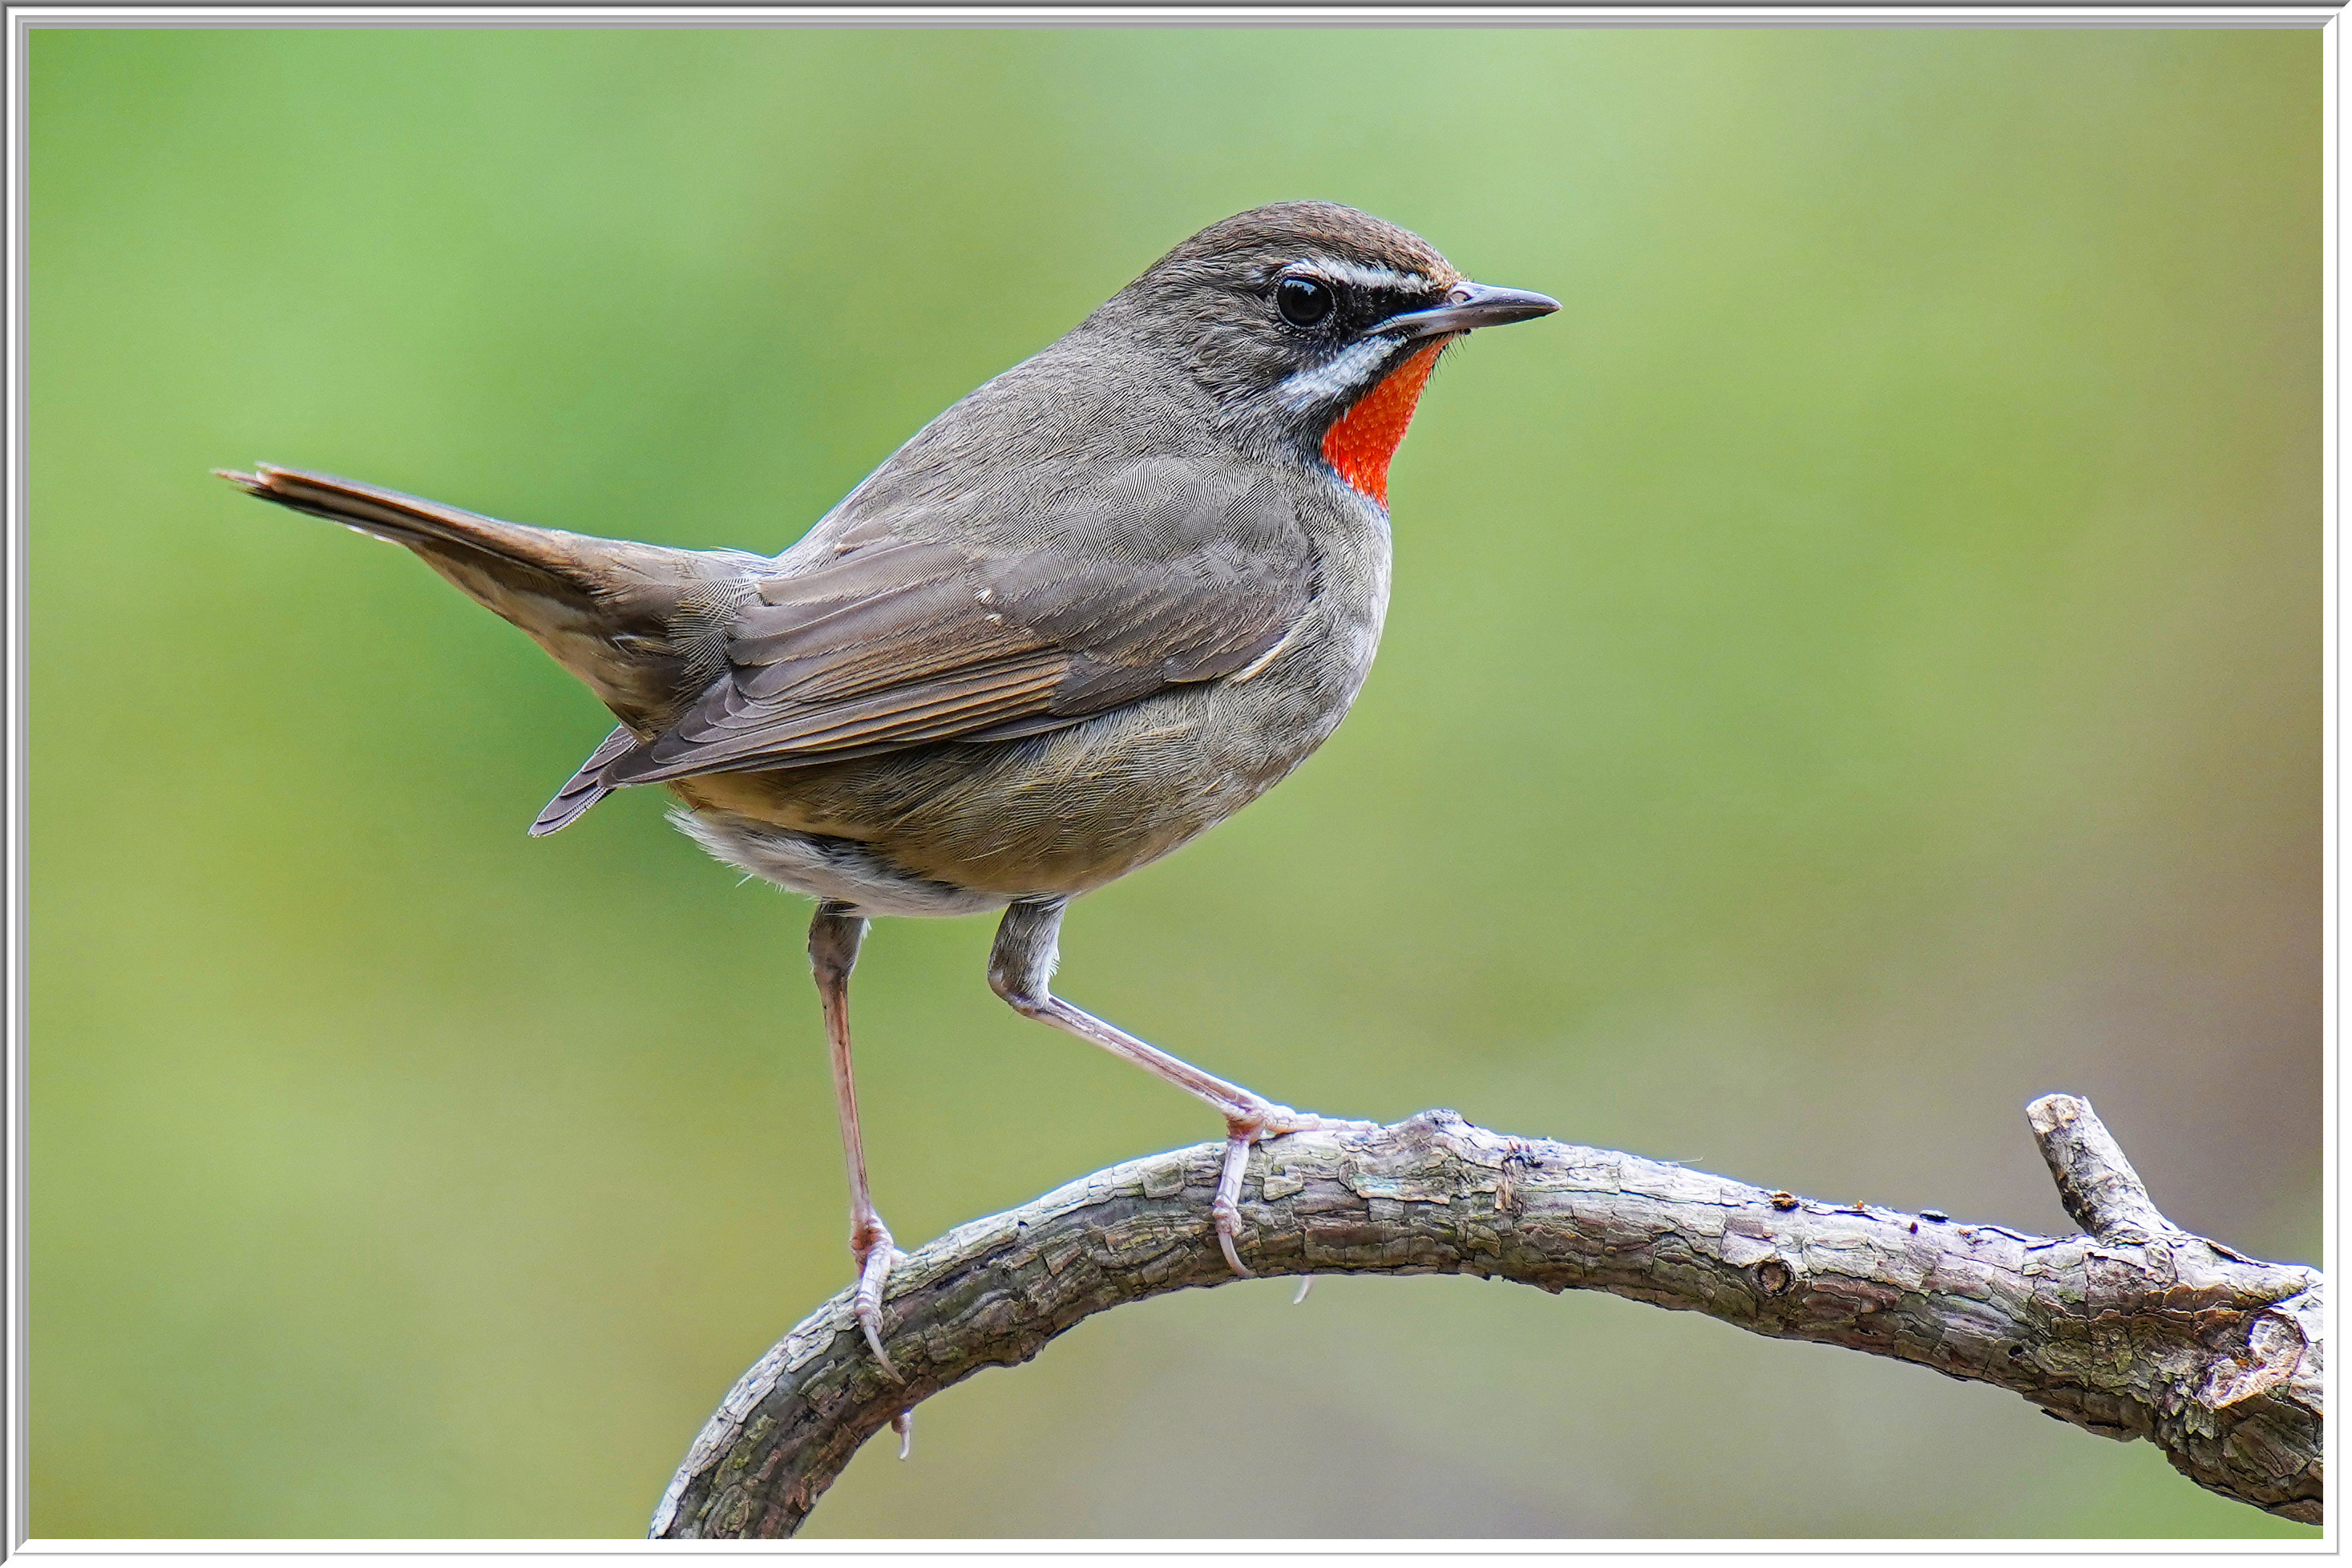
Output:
[{"xmin": 600, "ymin": 460, "xmax": 1314, "ymax": 787}]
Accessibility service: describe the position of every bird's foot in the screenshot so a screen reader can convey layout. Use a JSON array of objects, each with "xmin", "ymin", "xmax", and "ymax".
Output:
[
  {"xmin": 1210, "ymin": 1103, "xmax": 1378, "ymax": 1277},
  {"xmin": 850, "ymin": 1221, "xmax": 904, "ymax": 1380}
]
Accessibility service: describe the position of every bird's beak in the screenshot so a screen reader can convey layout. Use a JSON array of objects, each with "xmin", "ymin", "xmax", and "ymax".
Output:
[{"xmin": 1372, "ymin": 281, "xmax": 1561, "ymax": 341}]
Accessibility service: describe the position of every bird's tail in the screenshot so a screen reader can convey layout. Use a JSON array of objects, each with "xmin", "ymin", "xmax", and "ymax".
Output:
[
  {"xmin": 217, "ymin": 464, "xmax": 721, "ymax": 833},
  {"xmin": 216, "ymin": 463, "xmax": 651, "ymax": 610}
]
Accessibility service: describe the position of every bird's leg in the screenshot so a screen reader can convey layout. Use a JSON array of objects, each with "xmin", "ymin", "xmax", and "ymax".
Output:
[
  {"xmin": 809, "ymin": 901, "xmax": 903, "ymax": 1380},
  {"xmin": 987, "ymin": 899, "xmax": 1371, "ymax": 1278}
]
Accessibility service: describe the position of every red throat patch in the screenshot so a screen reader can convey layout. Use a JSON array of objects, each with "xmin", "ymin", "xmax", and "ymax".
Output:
[{"xmin": 1320, "ymin": 342, "xmax": 1444, "ymax": 507}]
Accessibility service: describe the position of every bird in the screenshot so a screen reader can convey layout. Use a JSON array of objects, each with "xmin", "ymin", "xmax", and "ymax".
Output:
[{"xmin": 219, "ymin": 200, "xmax": 1557, "ymax": 1387}]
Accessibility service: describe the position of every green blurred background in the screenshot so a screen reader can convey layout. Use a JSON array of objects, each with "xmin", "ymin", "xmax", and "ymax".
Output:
[{"xmin": 30, "ymin": 25, "xmax": 2318, "ymax": 1540}]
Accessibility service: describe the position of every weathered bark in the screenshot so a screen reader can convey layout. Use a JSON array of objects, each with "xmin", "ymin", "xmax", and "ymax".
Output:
[{"xmin": 652, "ymin": 1095, "xmax": 2322, "ymax": 1538}]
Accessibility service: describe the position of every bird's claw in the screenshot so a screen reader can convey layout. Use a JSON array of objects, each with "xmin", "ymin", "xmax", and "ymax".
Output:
[
  {"xmin": 852, "ymin": 1226, "xmax": 913, "ymax": 1452},
  {"xmin": 1211, "ymin": 1182, "xmax": 1250, "ymax": 1276},
  {"xmin": 851, "ymin": 1225, "xmax": 903, "ymax": 1381},
  {"xmin": 1212, "ymin": 1104, "xmax": 1371, "ymax": 1279},
  {"xmin": 891, "ymin": 1408, "xmax": 914, "ymax": 1461}
]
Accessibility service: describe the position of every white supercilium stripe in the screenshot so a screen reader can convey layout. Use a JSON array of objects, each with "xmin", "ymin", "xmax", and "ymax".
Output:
[{"xmin": 1294, "ymin": 257, "xmax": 1434, "ymax": 295}]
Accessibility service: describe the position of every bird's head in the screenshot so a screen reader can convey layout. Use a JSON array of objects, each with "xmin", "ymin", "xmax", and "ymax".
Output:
[{"xmin": 1087, "ymin": 201, "xmax": 1559, "ymax": 503}]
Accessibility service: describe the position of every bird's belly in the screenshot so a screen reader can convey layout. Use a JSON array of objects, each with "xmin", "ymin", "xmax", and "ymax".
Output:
[
  {"xmin": 667, "ymin": 614, "xmax": 1380, "ymax": 911},
  {"xmin": 665, "ymin": 806, "xmax": 1012, "ymax": 918},
  {"xmin": 665, "ymin": 519, "xmax": 1389, "ymax": 915}
]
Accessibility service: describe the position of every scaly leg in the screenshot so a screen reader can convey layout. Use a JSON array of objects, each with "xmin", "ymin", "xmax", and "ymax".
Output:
[
  {"xmin": 987, "ymin": 899, "xmax": 1370, "ymax": 1277},
  {"xmin": 809, "ymin": 901, "xmax": 903, "ymax": 1380}
]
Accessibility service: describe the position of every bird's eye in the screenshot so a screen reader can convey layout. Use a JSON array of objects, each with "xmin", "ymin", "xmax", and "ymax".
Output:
[{"xmin": 1276, "ymin": 276, "xmax": 1336, "ymax": 328}]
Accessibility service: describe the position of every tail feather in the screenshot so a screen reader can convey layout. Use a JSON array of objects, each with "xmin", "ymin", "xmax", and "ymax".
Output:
[
  {"xmin": 219, "ymin": 463, "xmax": 699, "ymax": 835},
  {"xmin": 216, "ymin": 464, "xmax": 616, "ymax": 586}
]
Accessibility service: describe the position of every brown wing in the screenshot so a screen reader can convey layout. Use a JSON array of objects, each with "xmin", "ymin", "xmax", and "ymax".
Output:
[
  {"xmin": 600, "ymin": 459, "xmax": 1313, "ymax": 786},
  {"xmin": 528, "ymin": 724, "xmax": 639, "ymax": 838}
]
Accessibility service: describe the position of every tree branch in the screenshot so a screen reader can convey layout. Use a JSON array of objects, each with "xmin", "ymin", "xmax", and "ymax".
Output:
[{"xmin": 650, "ymin": 1097, "xmax": 2322, "ymax": 1538}]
